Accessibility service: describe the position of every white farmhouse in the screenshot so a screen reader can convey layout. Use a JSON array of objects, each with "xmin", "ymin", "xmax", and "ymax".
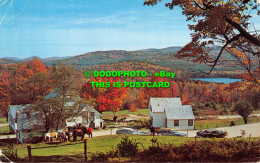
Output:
[
  {"xmin": 149, "ymin": 97, "xmax": 195, "ymax": 130},
  {"xmin": 66, "ymin": 104, "xmax": 104, "ymax": 129}
]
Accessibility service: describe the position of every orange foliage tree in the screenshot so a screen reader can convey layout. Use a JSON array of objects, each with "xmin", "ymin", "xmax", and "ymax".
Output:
[
  {"xmin": 9, "ymin": 57, "xmax": 51, "ymax": 104},
  {"xmin": 81, "ymin": 77, "xmax": 127, "ymax": 112},
  {"xmin": 0, "ymin": 71, "xmax": 10, "ymax": 117}
]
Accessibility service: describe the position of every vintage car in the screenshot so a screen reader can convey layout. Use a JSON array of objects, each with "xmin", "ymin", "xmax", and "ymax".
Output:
[
  {"xmin": 158, "ymin": 127, "xmax": 187, "ymax": 137},
  {"xmin": 116, "ymin": 128, "xmax": 136, "ymax": 134},
  {"xmin": 116, "ymin": 128, "xmax": 150, "ymax": 135},
  {"xmin": 196, "ymin": 129, "xmax": 227, "ymax": 138}
]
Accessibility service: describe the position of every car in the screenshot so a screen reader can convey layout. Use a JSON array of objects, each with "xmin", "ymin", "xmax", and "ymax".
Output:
[
  {"xmin": 132, "ymin": 130, "xmax": 150, "ymax": 135},
  {"xmin": 158, "ymin": 128, "xmax": 187, "ymax": 137},
  {"xmin": 116, "ymin": 128, "xmax": 136, "ymax": 134},
  {"xmin": 196, "ymin": 129, "xmax": 227, "ymax": 138}
]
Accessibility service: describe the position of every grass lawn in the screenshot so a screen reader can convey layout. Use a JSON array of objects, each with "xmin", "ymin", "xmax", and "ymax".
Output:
[
  {"xmin": 3, "ymin": 134, "xmax": 259, "ymax": 162},
  {"xmin": 102, "ymin": 109, "xmax": 149, "ymax": 119},
  {"xmin": 195, "ymin": 117, "xmax": 259, "ymax": 130},
  {"xmin": 5, "ymin": 135, "xmax": 195, "ymax": 162},
  {"xmin": 0, "ymin": 126, "xmax": 9, "ymax": 134},
  {"xmin": 0, "ymin": 118, "xmax": 7, "ymax": 124},
  {"xmin": 252, "ymin": 110, "xmax": 260, "ymax": 114}
]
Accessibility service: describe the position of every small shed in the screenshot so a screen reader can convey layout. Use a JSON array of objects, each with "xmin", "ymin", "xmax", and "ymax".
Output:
[{"xmin": 149, "ymin": 97, "xmax": 195, "ymax": 130}]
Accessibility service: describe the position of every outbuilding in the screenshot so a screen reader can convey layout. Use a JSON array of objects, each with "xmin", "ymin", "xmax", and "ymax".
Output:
[
  {"xmin": 149, "ymin": 97, "xmax": 195, "ymax": 130},
  {"xmin": 8, "ymin": 105, "xmax": 44, "ymax": 143}
]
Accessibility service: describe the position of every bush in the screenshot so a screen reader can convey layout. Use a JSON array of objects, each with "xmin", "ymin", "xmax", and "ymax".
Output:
[
  {"xmin": 117, "ymin": 136, "xmax": 139, "ymax": 157},
  {"xmin": 90, "ymin": 152, "xmax": 108, "ymax": 162}
]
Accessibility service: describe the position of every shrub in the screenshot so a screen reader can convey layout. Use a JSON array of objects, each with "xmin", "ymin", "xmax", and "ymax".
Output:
[
  {"xmin": 117, "ymin": 136, "xmax": 139, "ymax": 157},
  {"xmin": 90, "ymin": 152, "xmax": 108, "ymax": 162}
]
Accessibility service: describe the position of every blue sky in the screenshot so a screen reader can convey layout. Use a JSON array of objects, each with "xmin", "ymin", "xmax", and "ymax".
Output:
[{"xmin": 0, "ymin": 0, "xmax": 259, "ymax": 58}]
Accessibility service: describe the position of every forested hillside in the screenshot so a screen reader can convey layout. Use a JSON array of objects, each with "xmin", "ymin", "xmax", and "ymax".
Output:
[{"xmin": 0, "ymin": 46, "xmax": 251, "ymax": 78}]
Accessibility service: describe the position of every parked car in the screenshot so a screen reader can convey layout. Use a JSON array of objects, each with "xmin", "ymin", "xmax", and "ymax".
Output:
[
  {"xmin": 116, "ymin": 128, "xmax": 151, "ymax": 135},
  {"xmin": 116, "ymin": 128, "xmax": 135, "ymax": 134},
  {"xmin": 196, "ymin": 129, "xmax": 227, "ymax": 138},
  {"xmin": 158, "ymin": 128, "xmax": 187, "ymax": 137},
  {"xmin": 132, "ymin": 130, "xmax": 150, "ymax": 135}
]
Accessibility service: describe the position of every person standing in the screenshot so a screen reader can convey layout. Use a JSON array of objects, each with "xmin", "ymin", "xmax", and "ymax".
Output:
[{"xmin": 88, "ymin": 126, "xmax": 93, "ymax": 138}]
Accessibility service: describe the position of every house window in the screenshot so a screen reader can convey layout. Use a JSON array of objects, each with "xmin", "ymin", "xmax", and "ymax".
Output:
[
  {"xmin": 174, "ymin": 120, "xmax": 179, "ymax": 126},
  {"xmin": 188, "ymin": 119, "xmax": 193, "ymax": 126}
]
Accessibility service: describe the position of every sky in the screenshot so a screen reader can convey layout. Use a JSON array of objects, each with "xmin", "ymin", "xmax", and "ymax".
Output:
[{"xmin": 0, "ymin": 0, "xmax": 259, "ymax": 58}]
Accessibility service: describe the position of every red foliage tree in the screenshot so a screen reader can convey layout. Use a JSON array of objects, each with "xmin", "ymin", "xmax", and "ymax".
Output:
[
  {"xmin": 0, "ymin": 71, "xmax": 11, "ymax": 116},
  {"xmin": 81, "ymin": 77, "xmax": 127, "ymax": 112}
]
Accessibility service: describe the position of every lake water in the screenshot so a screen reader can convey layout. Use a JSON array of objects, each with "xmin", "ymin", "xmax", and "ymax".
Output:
[{"xmin": 192, "ymin": 78, "xmax": 242, "ymax": 84}]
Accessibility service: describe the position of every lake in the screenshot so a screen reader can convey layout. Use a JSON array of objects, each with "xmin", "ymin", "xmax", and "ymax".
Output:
[{"xmin": 192, "ymin": 78, "xmax": 242, "ymax": 84}]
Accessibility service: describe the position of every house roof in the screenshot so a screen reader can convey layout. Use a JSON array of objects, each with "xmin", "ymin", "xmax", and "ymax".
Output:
[
  {"xmin": 8, "ymin": 105, "xmax": 43, "ymax": 130},
  {"xmin": 149, "ymin": 97, "xmax": 194, "ymax": 120},
  {"xmin": 149, "ymin": 98, "xmax": 182, "ymax": 112},
  {"xmin": 9, "ymin": 105, "xmax": 28, "ymax": 118},
  {"xmin": 81, "ymin": 104, "xmax": 102, "ymax": 115}
]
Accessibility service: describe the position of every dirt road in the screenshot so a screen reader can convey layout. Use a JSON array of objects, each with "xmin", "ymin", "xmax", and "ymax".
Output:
[{"xmin": 0, "ymin": 123, "xmax": 8, "ymax": 128}]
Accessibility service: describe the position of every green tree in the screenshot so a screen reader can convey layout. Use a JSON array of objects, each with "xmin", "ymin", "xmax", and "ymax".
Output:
[
  {"xmin": 233, "ymin": 100, "xmax": 253, "ymax": 124},
  {"xmin": 50, "ymin": 62, "xmax": 85, "ymax": 130}
]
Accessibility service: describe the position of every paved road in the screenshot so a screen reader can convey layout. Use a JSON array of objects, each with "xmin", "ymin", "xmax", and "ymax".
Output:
[
  {"xmin": 93, "ymin": 123, "xmax": 260, "ymax": 138},
  {"xmin": 179, "ymin": 123, "xmax": 260, "ymax": 138}
]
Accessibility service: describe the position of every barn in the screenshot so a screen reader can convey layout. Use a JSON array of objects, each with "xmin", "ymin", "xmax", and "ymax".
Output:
[
  {"xmin": 8, "ymin": 105, "xmax": 45, "ymax": 143},
  {"xmin": 66, "ymin": 104, "xmax": 104, "ymax": 129},
  {"xmin": 149, "ymin": 97, "xmax": 195, "ymax": 130}
]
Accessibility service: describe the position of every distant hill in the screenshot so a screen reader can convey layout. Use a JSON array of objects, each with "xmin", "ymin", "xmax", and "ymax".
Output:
[
  {"xmin": 2, "ymin": 57, "xmax": 22, "ymax": 60},
  {"xmin": 0, "ymin": 46, "xmax": 247, "ymax": 78}
]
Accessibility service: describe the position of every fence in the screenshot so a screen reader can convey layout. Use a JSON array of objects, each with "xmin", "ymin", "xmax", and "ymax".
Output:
[{"xmin": 27, "ymin": 139, "xmax": 88, "ymax": 162}]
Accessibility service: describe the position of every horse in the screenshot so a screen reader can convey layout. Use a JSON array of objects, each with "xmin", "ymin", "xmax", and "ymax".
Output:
[
  {"xmin": 44, "ymin": 131, "xmax": 58, "ymax": 142},
  {"xmin": 118, "ymin": 117, "xmax": 126, "ymax": 123},
  {"xmin": 72, "ymin": 127, "xmax": 88, "ymax": 141},
  {"xmin": 57, "ymin": 131, "xmax": 68, "ymax": 142}
]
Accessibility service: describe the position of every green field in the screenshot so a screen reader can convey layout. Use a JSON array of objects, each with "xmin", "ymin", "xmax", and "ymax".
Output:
[
  {"xmin": 3, "ymin": 135, "xmax": 195, "ymax": 162},
  {"xmin": 195, "ymin": 117, "xmax": 259, "ymax": 130},
  {"xmin": 0, "ymin": 118, "xmax": 7, "ymax": 124},
  {"xmin": 102, "ymin": 109, "xmax": 149, "ymax": 119}
]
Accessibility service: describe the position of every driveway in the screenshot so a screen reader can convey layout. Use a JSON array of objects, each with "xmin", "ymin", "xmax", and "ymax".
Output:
[{"xmin": 179, "ymin": 123, "xmax": 260, "ymax": 138}]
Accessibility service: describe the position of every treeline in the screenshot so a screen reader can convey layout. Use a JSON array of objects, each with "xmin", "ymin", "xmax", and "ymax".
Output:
[{"xmin": 0, "ymin": 58, "xmax": 259, "ymax": 118}]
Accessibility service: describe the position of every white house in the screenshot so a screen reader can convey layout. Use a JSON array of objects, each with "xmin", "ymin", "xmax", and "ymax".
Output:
[
  {"xmin": 66, "ymin": 104, "xmax": 104, "ymax": 129},
  {"xmin": 149, "ymin": 97, "xmax": 195, "ymax": 130}
]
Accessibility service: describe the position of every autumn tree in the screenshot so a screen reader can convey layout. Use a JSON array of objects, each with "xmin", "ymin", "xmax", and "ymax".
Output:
[
  {"xmin": 81, "ymin": 77, "xmax": 127, "ymax": 112},
  {"xmin": 9, "ymin": 57, "xmax": 50, "ymax": 104},
  {"xmin": 144, "ymin": 74, "xmax": 173, "ymax": 98},
  {"xmin": 28, "ymin": 62, "xmax": 85, "ymax": 131},
  {"xmin": 233, "ymin": 100, "xmax": 253, "ymax": 124},
  {"xmin": 0, "ymin": 71, "xmax": 10, "ymax": 118},
  {"xmin": 144, "ymin": 0, "xmax": 260, "ymax": 85},
  {"xmin": 50, "ymin": 63, "xmax": 85, "ymax": 130}
]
